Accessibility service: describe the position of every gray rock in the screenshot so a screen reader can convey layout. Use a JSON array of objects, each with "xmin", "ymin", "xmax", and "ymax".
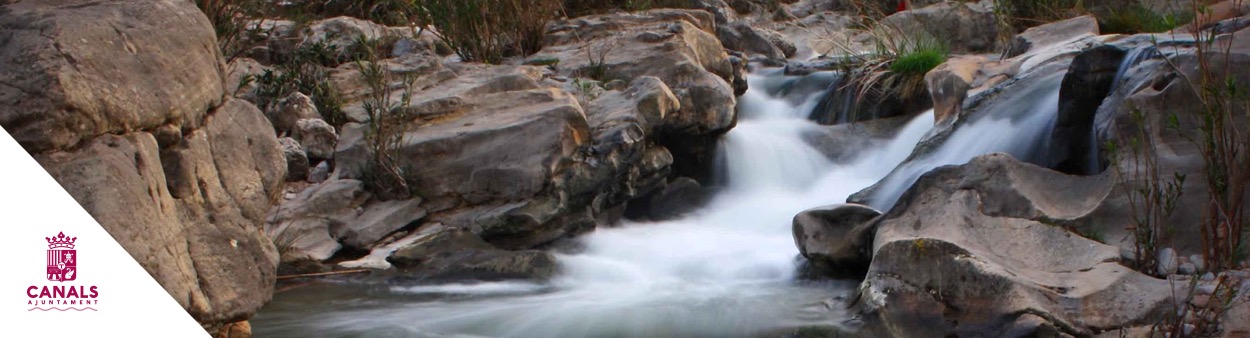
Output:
[
  {"xmin": 308, "ymin": 161, "xmax": 331, "ymax": 183},
  {"xmin": 279, "ymin": 137, "xmax": 310, "ymax": 182},
  {"xmin": 272, "ymin": 93, "xmax": 321, "ymax": 134},
  {"xmin": 1179, "ymin": 262, "xmax": 1198, "ymax": 275},
  {"xmin": 792, "ymin": 204, "xmax": 881, "ymax": 270},
  {"xmin": 1158, "ymin": 248, "xmax": 1179, "ymax": 276},
  {"xmin": 388, "ymin": 225, "xmax": 558, "ymax": 281},
  {"xmin": 1191, "ymin": 254, "xmax": 1206, "ymax": 272},
  {"xmin": 717, "ymin": 21, "xmax": 794, "ymax": 60},
  {"xmin": 1005, "ymin": 15, "xmax": 1100, "ymax": 58},
  {"xmin": 332, "ymin": 198, "xmax": 427, "ymax": 250},
  {"xmin": 293, "ymin": 118, "xmax": 338, "ymax": 161},
  {"xmin": 857, "ymin": 154, "xmax": 1170, "ymax": 337}
]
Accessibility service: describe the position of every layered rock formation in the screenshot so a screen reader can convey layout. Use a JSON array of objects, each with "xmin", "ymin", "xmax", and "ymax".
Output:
[{"xmin": 1, "ymin": 0, "xmax": 282, "ymax": 334}]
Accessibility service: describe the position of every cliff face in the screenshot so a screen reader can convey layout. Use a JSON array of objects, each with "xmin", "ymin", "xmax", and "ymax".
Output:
[{"xmin": 0, "ymin": 0, "xmax": 283, "ymax": 335}]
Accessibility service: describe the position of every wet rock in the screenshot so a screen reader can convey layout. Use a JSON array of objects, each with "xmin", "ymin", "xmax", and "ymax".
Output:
[
  {"xmin": 388, "ymin": 225, "xmax": 558, "ymax": 281},
  {"xmin": 1051, "ymin": 45, "xmax": 1126, "ymax": 175},
  {"xmin": 279, "ymin": 137, "xmax": 310, "ymax": 182},
  {"xmin": 642, "ymin": 177, "xmax": 708, "ymax": 221},
  {"xmin": 792, "ymin": 204, "xmax": 881, "ymax": 272},
  {"xmin": 857, "ymin": 154, "xmax": 1168, "ymax": 337},
  {"xmin": 292, "ymin": 118, "xmax": 337, "ymax": 161},
  {"xmin": 332, "ymin": 198, "xmax": 426, "ymax": 250},
  {"xmin": 926, "ymin": 56, "xmax": 982, "ymax": 123}
]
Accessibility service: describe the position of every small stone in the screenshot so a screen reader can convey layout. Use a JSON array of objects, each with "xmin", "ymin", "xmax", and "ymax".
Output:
[
  {"xmin": 1189, "ymin": 254, "xmax": 1205, "ymax": 272},
  {"xmin": 1179, "ymin": 262, "xmax": 1197, "ymax": 275},
  {"xmin": 308, "ymin": 161, "xmax": 331, "ymax": 183},
  {"xmin": 1158, "ymin": 248, "xmax": 1179, "ymax": 276},
  {"xmin": 1190, "ymin": 294, "xmax": 1210, "ymax": 308},
  {"xmin": 272, "ymin": 92, "xmax": 320, "ymax": 133},
  {"xmin": 1183, "ymin": 324, "xmax": 1195, "ymax": 336},
  {"xmin": 1195, "ymin": 283, "xmax": 1217, "ymax": 295},
  {"xmin": 1200, "ymin": 272, "xmax": 1216, "ymax": 281}
]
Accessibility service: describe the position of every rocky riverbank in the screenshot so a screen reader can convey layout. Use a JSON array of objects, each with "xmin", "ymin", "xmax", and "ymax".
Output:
[{"xmin": 5, "ymin": 0, "xmax": 1250, "ymax": 337}]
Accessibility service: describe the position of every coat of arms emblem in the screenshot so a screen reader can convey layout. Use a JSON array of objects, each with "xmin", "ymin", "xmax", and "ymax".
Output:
[{"xmin": 46, "ymin": 232, "xmax": 77, "ymax": 282}]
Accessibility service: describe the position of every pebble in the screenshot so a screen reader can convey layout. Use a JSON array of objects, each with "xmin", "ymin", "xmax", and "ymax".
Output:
[
  {"xmin": 1190, "ymin": 294, "xmax": 1210, "ymax": 308},
  {"xmin": 1201, "ymin": 272, "xmax": 1216, "ymax": 281},
  {"xmin": 1179, "ymin": 262, "xmax": 1197, "ymax": 275},
  {"xmin": 1190, "ymin": 255, "xmax": 1205, "ymax": 272},
  {"xmin": 1195, "ymin": 283, "xmax": 1218, "ymax": 295},
  {"xmin": 1158, "ymin": 248, "xmax": 1179, "ymax": 276}
]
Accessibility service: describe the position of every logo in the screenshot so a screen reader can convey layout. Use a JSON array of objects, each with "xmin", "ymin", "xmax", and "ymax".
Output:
[
  {"xmin": 27, "ymin": 231, "xmax": 98, "ymax": 312},
  {"xmin": 46, "ymin": 232, "xmax": 77, "ymax": 282}
]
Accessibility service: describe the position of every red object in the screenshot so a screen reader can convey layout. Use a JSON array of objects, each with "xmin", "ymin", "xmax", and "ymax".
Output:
[{"xmin": 896, "ymin": 1, "xmax": 907, "ymax": 12}]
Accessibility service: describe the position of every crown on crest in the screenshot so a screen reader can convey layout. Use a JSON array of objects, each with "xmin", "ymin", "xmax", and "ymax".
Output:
[{"xmin": 46, "ymin": 232, "xmax": 76, "ymax": 249}]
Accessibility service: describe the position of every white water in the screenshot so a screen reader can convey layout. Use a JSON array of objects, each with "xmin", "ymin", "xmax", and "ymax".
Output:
[
  {"xmin": 867, "ymin": 73, "xmax": 1064, "ymax": 210},
  {"xmin": 253, "ymin": 72, "xmax": 936, "ymax": 337}
]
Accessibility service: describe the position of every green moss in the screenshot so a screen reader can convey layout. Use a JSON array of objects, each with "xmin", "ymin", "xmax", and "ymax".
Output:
[{"xmin": 889, "ymin": 48, "xmax": 946, "ymax": 75}]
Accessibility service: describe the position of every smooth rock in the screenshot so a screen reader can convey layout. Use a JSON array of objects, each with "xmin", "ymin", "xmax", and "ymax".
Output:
[
  {"xmin": 792, "ymin": 204, "xmax": 881, "ymax": 271},
  {"xmin": 1159, "ymin": 248, "xmax": 1179, "ymax": 276},
  {"xmin": 272, "ymin": 93, "xmax": 321, "ymax": 135}
]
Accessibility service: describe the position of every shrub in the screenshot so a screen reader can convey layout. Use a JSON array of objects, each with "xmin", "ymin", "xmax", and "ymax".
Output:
[
  {"xmin": 890, "ymin": 46, "xmax": 946, "ymax": 75},
  {"xmin": 1100, "ymin": 4, "xmax": 1191, "ymax": 34},
  {"xmin": 195, "ymin": 0, "xmax": 275, "ymax": 62},
  {"xmin": 420, "ymin": 0, "xmax": 560, "ymax": 64}
]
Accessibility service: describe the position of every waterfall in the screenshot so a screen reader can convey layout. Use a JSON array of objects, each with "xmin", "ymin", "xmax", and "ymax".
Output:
[
  {"xmin": 866, "ymin": 72, "xmax": 1065, "ymax": 210},
  {"xmin": 253, "ymin": 70, "xmax": 935, "ymax": 337}
]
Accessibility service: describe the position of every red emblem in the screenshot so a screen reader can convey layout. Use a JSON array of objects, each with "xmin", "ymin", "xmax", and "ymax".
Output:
[{"xmin": 46, "ymin": 232, "xmax": 77, "ymax": 282}]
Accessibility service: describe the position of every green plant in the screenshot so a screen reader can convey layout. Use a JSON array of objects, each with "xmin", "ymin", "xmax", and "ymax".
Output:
[
  {"xmin": 1101, "ymin": 4, "xmax": 1192, "ymax": 34},
  {"xmin": 355, "ymin": 43, "xmax": 417, "ymax": 200},
  {"xmin": 419, "ymin": 0, "xmax": 560, "ymax": 64},
  {"xmin": 889, "ymin": 47, "xmax": 946, "ymax": 75},
  {"xmin": 195, "ymin": 0, "xmax": 276, "ymax": 62},
  {"xmin": 1107, "ymin": 111, "xmax": 1187, "ymax": 276},
  {"xmin": 829, "ymin": 21, "xmax": 948, "ymax": 121}
]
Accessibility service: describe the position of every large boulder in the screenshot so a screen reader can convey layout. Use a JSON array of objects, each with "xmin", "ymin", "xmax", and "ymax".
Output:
[
  {"xmin": 530, "ymin": 9, "xmax": 740, "ymax": 181},
  {"xmin": 879, "ymin": 0, "xmax": 1001, "ymax": 53},
  {"xmin": 857, "ymin": 154, "xmax": 1169, "ymax": 337},
  {"xmin": 1, "ymin": 0, "xmax": 284, "ymax": 334},
  {"xmin": 388, "ymin": 224, "xmax": 559, "ymax": 282},
  {"xmin": 0, "ymin": 0, "xmax": 224, "ymax": 153}
]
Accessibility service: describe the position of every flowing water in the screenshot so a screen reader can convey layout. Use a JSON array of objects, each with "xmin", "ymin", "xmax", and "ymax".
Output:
[{"xmin": 252, "ymin": 71, "xmax": 943, "ymax": 337}]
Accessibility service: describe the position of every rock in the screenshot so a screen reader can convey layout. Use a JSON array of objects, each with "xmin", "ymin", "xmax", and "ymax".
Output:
[
  {"xmin": 272, "ymin": 93, "xmax": 321, "ymax": 135},
  {"xmin": 294, "ymin": 16, "xmax": 388, "ymax": 64},
  {"xmin": 388, "ymin": 225, "xmax": 558, "ymax": 281},
  {"xmin": 331, "ymin": 198, "xmax": 426, "ymax": 250},
  {"xmin": 0, "ymin": 0, "xmax": 224, "ymax": 153},
  {"xmin": 925, "ymin": 56, "xmax": 982, "ymax": 123},
  {"xmin": 1051, "ymin": 45, "xmax": 1126, "ymax": 175},
  {"xmin": 38, "ymin": 100, "xmax": 284, "ymax": 331},
  {"xmin": 215, "ymin": 321, "xmax": 251, "ymax": 338},
  {"xmin": 1179, "ymin": 262, "xmax": 1198, "ymax": 275},
  {"xmin": 1158, "ymin": 248, "xmax": 1179, "ymax": 276},
  {"xmin": 1191, "ymin": 254, "xmax": 1205, "ymax": 272},
  {"xmin": 308, "ymin": 161, "xmax": 331, "ymax": 183},
  {"xmin": 279, "ymin": 137, "xmax": 310, "ymax": 182},
  {"xmin": 879, "ymin": 0, "xmax": 1000, "ymax": 53},
  {"xmin": 293, "ymin": 118, "xmax": 337, "ymax": 161},
  {"xmin": 640, "ymin": 175, "xmax": 710, "ymax": 220},
  {"xmin": 1005, "ymin": 15, "xmax": 1100, "ymax": 59},
  {"xmin": 857, "ymin": 154, "xmax": 1169, "ymax": 337},
  {"xmin": 532, "ymin": 9, "xmax": 739, "ymax": 180},
  {"xmin": 717, "ymin": 21, "xmax": 795, "ymax": 60},
  {"xmin": 791, "ymin": 204, "xmax": 881, "ymax": 271},
  {"xmin": 266, "ymin": 179, "xmax": 368, "ymax": 261}
]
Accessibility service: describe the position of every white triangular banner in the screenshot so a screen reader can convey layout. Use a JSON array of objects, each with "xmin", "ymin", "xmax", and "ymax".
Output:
[{"xmin": 0, "ymin": 128, "xmax": 208, "ymax": 337}]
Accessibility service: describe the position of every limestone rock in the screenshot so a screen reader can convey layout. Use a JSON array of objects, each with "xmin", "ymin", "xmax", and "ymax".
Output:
[
  {"xmin": 857, "ymin": 154, "xmax": 1168, "ymax": 336},
  {"xmin": 0, "ymin": 0, "xmax": 224, "ymax": 152},
  {"xmin": 1005, "ymin": 15, "xmax": 1100, "ymax": 58}
]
